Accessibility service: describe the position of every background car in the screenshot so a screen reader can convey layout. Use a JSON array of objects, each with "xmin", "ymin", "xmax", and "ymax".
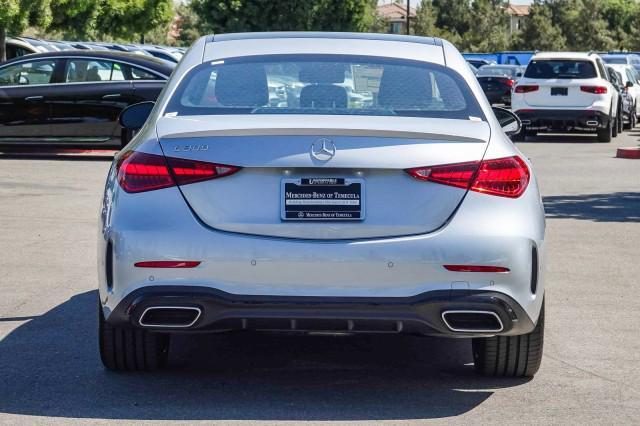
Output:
[
  {"xmin": 466, "ymin": 58, "xmax": 496, "ymax": 69},
  {"xmin": 607, "ymin": 66, "xmax": 632, "ymax": 131},
  {"xmin": 512, "ymin": 52, "xmax": 616, "ymax": 142},
  {"xmin": 607, "ymin": 63, "xmax": 640, "ymax": 123},
  {"xmin": 5, "ymin": 37, "xmax": 39, "ymax": 60},
  {"xmin": 0, "ymin": 51, "xmax": 174, "ymax": 147},
  {"xmin": 476, "ymin": 64, "xmax": 525, "ymax": 105},
  {"xmin": 600, "ymin": 53, "xmax": 640, "ymax": 74}
]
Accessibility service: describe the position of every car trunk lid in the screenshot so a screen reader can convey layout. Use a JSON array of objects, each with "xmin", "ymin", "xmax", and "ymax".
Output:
[{"xmin": 157, "ymin": 115, "xmax": 490, "ymax": 240}]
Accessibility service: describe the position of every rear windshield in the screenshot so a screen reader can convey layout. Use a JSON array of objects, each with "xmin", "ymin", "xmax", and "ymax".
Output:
[
  {"xmin": 602, "ymin": 56, "xmax": 628, "ymax": 64},
  {"xmin": 477, "ymin": 67, "xmax": 519, "ymax": 77},
  {"xmin": 524, "ymin": 60, "xmax": 597, "ymax": 79},
  {"xmin": 165, "ymin": 54, "xmax": 485, "ymax": 120}
]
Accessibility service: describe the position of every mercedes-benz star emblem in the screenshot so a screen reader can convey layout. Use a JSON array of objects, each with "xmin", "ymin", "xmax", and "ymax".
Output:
[{"xmin": 310, "ymin": 138, "xmax": 336, "ymax": 161}]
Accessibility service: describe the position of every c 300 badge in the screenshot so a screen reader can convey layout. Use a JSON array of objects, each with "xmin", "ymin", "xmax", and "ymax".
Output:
[{"xmin": 173, "ymin": 144, "xmax": 209, "ymax": 152}]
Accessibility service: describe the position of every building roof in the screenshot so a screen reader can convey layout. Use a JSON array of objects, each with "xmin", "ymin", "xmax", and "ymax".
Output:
[
  {"xmin": 377, "ymin": 3, "xmax": 417, "ymax": 22},
  {"xmin": 506, "ymin": 4, "xmax": 530, "ymax": 17}
]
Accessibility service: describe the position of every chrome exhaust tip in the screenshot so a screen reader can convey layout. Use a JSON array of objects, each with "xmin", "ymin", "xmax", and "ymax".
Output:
[
  {"xmin": 586, "ymin": 120, "xmax": 599, "ymax": 127},
  {"xmin": 441, "ymin": 310, "xmax": 504, "ymax": 333},
  {"xmin": 139, "ymin": 306, "xmax": 202, "ymax": 328}
]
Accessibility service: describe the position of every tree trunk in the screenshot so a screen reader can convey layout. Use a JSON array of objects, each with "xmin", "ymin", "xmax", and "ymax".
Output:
[
  {"xmin": 140, "ymin": 33, "xmax": 145, "ymax": 44},
  {"xmin": 0, "ymin": 27, "xmax": 6, "ymax": 63}
]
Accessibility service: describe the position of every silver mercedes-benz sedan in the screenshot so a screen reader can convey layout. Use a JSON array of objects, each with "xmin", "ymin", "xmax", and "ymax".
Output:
[{"xmin": 98, "ymin": 32, "xmax": 545, "ymax": 377}]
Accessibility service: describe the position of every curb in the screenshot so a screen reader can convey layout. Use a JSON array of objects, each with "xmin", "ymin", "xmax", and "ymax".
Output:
[
  {"xmin": 616, "ymin": 147, "xmax": 640, "ymax": 159},
  {"xmin": 0, "ymin": 149, "xmax": 117, "ymax": 161}
]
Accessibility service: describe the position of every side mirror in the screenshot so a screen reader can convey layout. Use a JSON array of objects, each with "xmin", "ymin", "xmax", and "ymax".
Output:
[
  {"xmin": 492, "ymin": 106, "xmax": 522, "ymax": 137},
  {"xmin": 626, "ymin": 81, "xmax": 634, "ymax": 88},
  {"xmin": 119, "ymin": 101, "xmax": 155, "ymax": 130}
]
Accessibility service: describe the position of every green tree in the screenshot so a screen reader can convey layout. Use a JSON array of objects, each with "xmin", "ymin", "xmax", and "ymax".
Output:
[
  {"xmin": 600, "ymin": 0, "xmax": 637, "ymax": 50},
  {"xmin": 49, "ymin": 0, "xmax": 100, "ymax": 40},
  {"xmin": 512, "ymin": 0, "xmax": 566, "ymax": 50},
  {"xmin": 0, "ymin": 0, "xmax": 51, "ymax": 61},
  {"xmin": 413, "ymin": 0, "xmax": 438, "ymax": 36},
  {"xmin": 175, "ymin": 3, "xmax": 201, "ymax": 46},
  {"xmin": 464, "ymin": 0, "xmax": 509, "ymax": 52},
  {"xmin": 96, "ymin": 0, "xmax": 173, "ymax": 43},
  {"xmin": 573, "ymin": 0, "xmax": 615, "ymax": 50},
  {"xmin": 547, "ymin": 0, "xmax": 582, "ymax": 49},
  {"xmin": 190, "ymin": 0, "xmax": 374, "ymax": 34},
  {"xmin": 432, "ymin": 0, "xmax": 471, "ymax": 36}
]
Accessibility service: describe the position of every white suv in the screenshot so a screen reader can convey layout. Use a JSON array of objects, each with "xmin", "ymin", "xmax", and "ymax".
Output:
[{"xmin": 512, "ymin": 52, "xmax": 617, "ymax": 142}]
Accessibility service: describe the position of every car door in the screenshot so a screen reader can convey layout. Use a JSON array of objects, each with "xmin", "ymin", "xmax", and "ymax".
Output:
[
  {"xmin": 125, "ymin": 64, "xmax": 168, "ymax": 104},
  {"xmin": 0, "ymin": 58, "xmax": 58, "ymax": 142},
  {"xmin": 46, "ymin": 58, "xmax": 135, "ymax": 143}
]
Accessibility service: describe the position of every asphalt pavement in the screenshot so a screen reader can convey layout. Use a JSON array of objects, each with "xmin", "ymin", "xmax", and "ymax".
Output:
[{"xmin": 0, "ymin": 131, "xmax": 639, "ymax": 424}]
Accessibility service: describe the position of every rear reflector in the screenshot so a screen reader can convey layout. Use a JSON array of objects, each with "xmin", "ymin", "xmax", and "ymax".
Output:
[
  {"xmin": 580, "ymin": 85, "xmax": 607, "ymax": 94},
  {"xmin": 117, "ymin": 151, "xmax": 240, "ymax": 193},
  {"xmin": 406, "ymin": 156, "xmax": 530, "ymax": 198},
  {"xmin": 134, "ymin": 261, "xmax": 201, "ymax": 268},
  {"xmin": 514, "ymin": 85, "xmax": 539, "ymax": 93},
  {"xmin": 444, "ymin": 265, "xmax": 510, "ymax": 273}
]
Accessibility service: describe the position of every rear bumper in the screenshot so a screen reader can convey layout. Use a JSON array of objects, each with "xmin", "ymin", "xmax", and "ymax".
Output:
[
  {"xmin": 515, "ymin": 109, "xmax": 610, "ymax": 131},
  {"xmin": 481, "ymin": 88, "xmax": 511, "ymax": 104},
  {"xmin": 98, "ymin": 151, "xmax": 546, "ymax": 327},
  {"xmin": 106, "ymin": 286, "xmax": 536, "ymax": 337}
]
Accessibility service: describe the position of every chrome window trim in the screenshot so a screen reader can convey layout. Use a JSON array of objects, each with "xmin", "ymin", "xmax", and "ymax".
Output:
[{"xmin": 0, "ymin": 55, "xmax": 168, "ymax": 89}]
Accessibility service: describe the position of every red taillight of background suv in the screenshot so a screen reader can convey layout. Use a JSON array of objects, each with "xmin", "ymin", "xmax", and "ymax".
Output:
[
  {"xmin": 514, "ymin": 85, "xmax": 539, "ymax": 94},
  {"xmin": 580, "ymin": 86, "xmax": 608, "ymax": 94}
]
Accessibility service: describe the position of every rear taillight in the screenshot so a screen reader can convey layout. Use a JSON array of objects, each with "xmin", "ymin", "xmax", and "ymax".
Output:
[
  {"xmin": 506, "ymin": 79, "xmax": 515, "ymax": 87},
  {"xmin": 406, "ymin": 156, "xmax": 530, "ymax": 198},
  {"xmin": 580, "ymin": 86, "xmax": 607, "ymax": 94},
  {"xmin": 117, "ymin": 151, "xmax": 240, "ymax": 193},
  {"xmin": 514, "ymin": 85, "xmax": 539, "ymax": 93}
]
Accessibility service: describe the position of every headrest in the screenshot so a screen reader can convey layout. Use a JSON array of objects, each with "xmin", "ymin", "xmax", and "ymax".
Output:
[
  {"xmin": 377, "ymin": 66, "xmax": 432, "ymax": 109},
  {"xmin": 299, "ymin": 63, "xmax": 346, "ymax": 84},
  {"xmin": 215, "ymin": 64, "xmax": 269, "ymax": 107},
  {"xmin": 299, "ymin": 84, "xmax": 348, "ymax": 109}
]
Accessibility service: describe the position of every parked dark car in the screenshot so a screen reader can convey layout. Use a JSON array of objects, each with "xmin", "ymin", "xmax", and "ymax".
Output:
[
  {"xmin": 4, "ymin": 38, "xmax": 38, "ymax": 61},
  {"xmin": 0, "ymin": 51, "xmax": 174, "ymax": 147},
  {"xmin": 466, "ymin": 58, "xmax": 496, "ymax": 69},
  {"xmin": 607, "ymin": 66, "xmax": 633, "ymax": 131},
  {"xmin": 476, "ymin": 65, "xmax": 525, "ymax": 105}
]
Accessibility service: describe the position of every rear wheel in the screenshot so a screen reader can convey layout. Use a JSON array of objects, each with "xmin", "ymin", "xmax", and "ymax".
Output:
[
  {"xmin": 99, "ymin": 300, "xmax": 170, "ymax": 371},
  {"xmin": 618, "ymin": 105, "xmax": 624, "ymax": 134},
  {"xmin": 612, "ymin": 115, "xmax": 618, "ymax": 137},
  {"xmin": 596, "ymin": 117, "xmax": 612, "ymax": 143},
  {"xmin": 472, "ymin": 299, "xmax": 544, "ymax": 378}
]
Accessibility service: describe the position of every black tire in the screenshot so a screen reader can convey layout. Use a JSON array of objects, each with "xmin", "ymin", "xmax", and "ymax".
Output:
[
  {"xmin": 618, "ymin": 105, "xmax": 624, "ymax": 134},
  {"xmin": 612, "ymin": 116, "xmax": 618, "ymax": 138},
  {"xmin": 596, "ymin": 118, "xmax": 612, "ymax": 143},
  {"xmin": 99, "ymin": 300, "xmax": 170, "ymax": 371},
  {"xmin": 632, "ymin": 111, "xmax": 637, "ymax": 129},
  {"xmin": 472, "ymin": 299, "xmax": 544, "ymax": 378}
]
